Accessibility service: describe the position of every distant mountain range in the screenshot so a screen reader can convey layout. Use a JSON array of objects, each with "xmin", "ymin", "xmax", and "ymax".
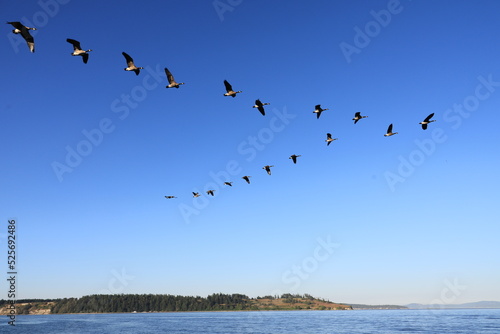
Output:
[{"xmin": 406, "ymin": 301, "xmax": 500, "ymax": 309}]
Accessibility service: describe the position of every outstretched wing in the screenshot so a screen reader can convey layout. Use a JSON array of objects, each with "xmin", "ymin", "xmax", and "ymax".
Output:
[
  {"xmin": 387, "ymin": 123, "xmax": 393, "ymax": 133},
  {"xmin": 66, "ymin": 38, "xmax": 82, "ymax": 50},
  {"xmin": 7, "ymin": 21, "xmax": 23, "ymax": 29},
  {"xmin": 22, "ymin": 30, "xmax": 34, "ymax": 52},
  {"xmin": 224, "ymin": 80, "xmax": 233, "ymax": 92},
  {"xmin": 424, "ymin": 113, "xmax": 434, "ymax": 122},
  {"xmin": 122, "ymin": 52, "xmax": 134, "ymax": 66},
  {"xmin": 164, "ymin": 67, "xmax": 175, "ymax": 83},
  {"xmin": 255, "ymin": 100, "xmax": 265, "ymax": 115},
  {"xmin": 354, "ymin": 112, "xmax": 362, "ymax": 124},
  {"xmin": 26, "ymin": 40, "xmax": 35, "ymax": 52}
]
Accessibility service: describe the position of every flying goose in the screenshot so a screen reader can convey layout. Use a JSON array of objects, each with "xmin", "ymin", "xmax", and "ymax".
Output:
[
  {"xmin": 206, "ymin": 190, "xmax": 215, "ymax": 196},
  {"xmin": 419, "ymin": 113, "xmax": 436, "ymax": 130},
  {"xmin": 223, "ymin": 80, "xmax": 242, "ymax": 97},
  {"xmin": 263, "ymin": 165, "xmax": 274, "ymax": 175},
  {"xmin": 122, "ymin": 52, "xmax": 143, "ymax": 75},
  {"xmin": 325, "ymin": 133, "xmax": 338, "ymax": 146},
  {"xmin": 313, "ymin": 105, "xmax": 329, "ymax": 119},
  {"xmin": 242, "ymin": 176, "xmax": 251, "ymax": 184},
  {"xmin": 224, "ymin": 182, "xmax": 233, "ymax": 187},
  {"xmin": 352, "ymin": 112, "xmax": 368, "ymax": 124},
  {"xmin": 66, "ymin": 39, "xmax": 92, "ymax": 64},
  {"xmin": 164, "ymin": 67, "xmax": 185, "ymax": 88},
  {"xmin": 7, "ymin": 21, "xmax": 36, "ymax": 53},
  {"xmin": 253, "ymin": 99, "xmax": 270, "ymax": 116},
  {"xmin": 192, "ymin": 192, "xmax": 201, "ymax": 198},
  {"xmin": 289, "ymin": 154, "xmax": 301, "ymax": 164},
  {"xmin": 384, "ymin": 124, "xmax": 398, "ymax": 137},
  {"xmin": 164, "ymin": 196, "xmax": 177, "ymax": 199}
]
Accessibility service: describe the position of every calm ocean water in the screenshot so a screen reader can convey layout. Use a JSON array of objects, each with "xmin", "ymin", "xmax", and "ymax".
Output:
[{"xmin": 1, "ymin": 309, "xmax": 499, "ymax": 333}]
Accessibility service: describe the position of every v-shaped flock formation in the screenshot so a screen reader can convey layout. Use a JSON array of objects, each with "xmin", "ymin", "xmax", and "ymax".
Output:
[{"xmin": 7, "ymin": 20, "xmax": 437, "ymax": 201}]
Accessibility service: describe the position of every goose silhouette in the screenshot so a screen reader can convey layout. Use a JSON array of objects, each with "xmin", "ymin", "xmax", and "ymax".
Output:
[
  {"xmin": 263, "ymin": 165, "xmax": 274, "ymax": 175},
  {"xmin": 419, "ymin": 113, "xmax": 436, "ymax": 130},
  {"xmin": 7, "ymin": 21, "xmax": 36, "ymax": 52},
  {"xmin": 165, "ymin": 67, "xmax": 185, "ymax": 88},
  {"xmin": 326, "ymin": 133, "xmax": 338, "ymax": 146},
  {"xmin": 253, "ymin": 99, "xmax": 270, "ymax": 116},
  {"xmin": 67, "ymin": 39, "xmax": 92, "ymax": 64},
  {"xmin": 352, "ymin": 112, "xmax": 368, "ymax": 124},
  {"xmin": 384, "ymin": 124, "xmax": 398, "ymax": 137},
  {"xmin": 223, "ymin": 80, "xmax": 242, "ymax": 97},
  {"xmin": 122, "ymin": 52, "xmax": 143, "ymax": 75},
  {"xmin": 313, "ymin": 104, "xmax": 329, "ymax": 119},
  {"xmin": 289, "ymin": 155, "xmax": 301, "ymax": 164}
]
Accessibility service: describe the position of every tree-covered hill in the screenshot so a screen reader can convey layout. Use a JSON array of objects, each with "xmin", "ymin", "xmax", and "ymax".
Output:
[{"xmin": 0, "ymin": 293, "xmax": 352, "ymax": 315}]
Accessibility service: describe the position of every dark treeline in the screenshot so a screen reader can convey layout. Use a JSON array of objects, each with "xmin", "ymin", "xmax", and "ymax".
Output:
[
  {"xmin": 0, "ymin": 293, "xmax": 346, "ymax": 314},
  {"xmin": 51, "ymin": 293, "xmax": 254, "ymax": 314}
]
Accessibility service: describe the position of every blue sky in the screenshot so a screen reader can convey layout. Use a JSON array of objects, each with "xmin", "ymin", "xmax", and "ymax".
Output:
[{"xmin": 1, "ymin": 0, "xmax": 500, "ymax": 305}]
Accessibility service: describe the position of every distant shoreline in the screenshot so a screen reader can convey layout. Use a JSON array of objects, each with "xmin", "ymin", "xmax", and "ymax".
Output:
[
  {"xmin": 12, "ymin": 307, "xmax": 500, "ymax": 317},
  {"xmin": 3, "ymin": 295, "xmax": 498, "ymax": 316},
  {"xmin": 0, "ymin": 294, "xmax": 354, "ymax": 315}
]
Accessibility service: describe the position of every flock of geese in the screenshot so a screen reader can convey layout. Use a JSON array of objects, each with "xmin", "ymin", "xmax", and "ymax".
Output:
[{"xmin": 7, "ymin": 20, "xmax": 437, "ymax": 201}]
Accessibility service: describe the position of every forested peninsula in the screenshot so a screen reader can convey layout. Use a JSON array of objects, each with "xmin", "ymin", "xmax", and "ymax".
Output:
[{"xmin": 0, "ymin": 293, "xmax": 357, "ymax": 315}]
